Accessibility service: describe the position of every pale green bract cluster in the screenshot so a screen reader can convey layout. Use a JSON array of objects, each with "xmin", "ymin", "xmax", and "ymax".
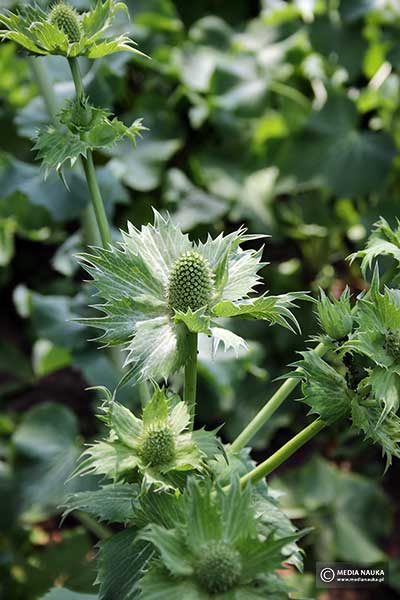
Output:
[
  {"xmin": 78, "ymin": 211, "xmax": 307, "ymax": 384},
  {"xmin": 0, "ymin": 0, "xmax": 146, "ymax": 59},
  {"xmin": 296, "ymin": 269, "xmax": 400, "ymax": 470},
  {"xmin": 73, "ymin": 386, "xmax": 216, "ymax": 493},
  {"xmin": 34, "ymin": 96, "xmax": 145, "ymax": 178},
  {"xmin": 138, "ymin": 478, "xmax": 298, "ymax": 599}
]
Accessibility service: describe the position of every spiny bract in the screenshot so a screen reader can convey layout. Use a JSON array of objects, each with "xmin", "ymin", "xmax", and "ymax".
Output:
[
  {"xmin": 48, "ymin": 2, "xmax": 81, "ymax": 43},
  {"xmin": 168, "ymin": 251, "xmax": 213, "ymax": 313},
  {"xmin": 195, "ymin": 541, "xmax": 241, "ymax": 593}
]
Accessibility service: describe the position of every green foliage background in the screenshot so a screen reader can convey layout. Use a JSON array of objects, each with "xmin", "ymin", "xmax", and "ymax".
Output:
[{"xmin": 1, "ymin": 0, "xmax": 400, "ymax": 598}]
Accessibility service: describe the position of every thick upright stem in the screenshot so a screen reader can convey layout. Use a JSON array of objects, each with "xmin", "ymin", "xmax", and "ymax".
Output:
[
  {"xmin": 230, "ymin": 341, "xmax": 327, "ymax": 454},
  {"xmin": 68, "ymin": 56, "xmax": 84, "ymax": 98},
  {"xmin": 67, "ymin": 57, "xmax": 111, "ymax": 247},
  {"xmin": 29, "ymin": 57, "xmax": 58, "ymax": 125},
  {"xmin": 184, "ymin": 332, "xmax": 198, "ymax": 425},
  {"xmin": 239, "ymin": 418, "xmax": 326, "ymax": 488},
  {"xmin": 81, "ymin": 152, "xmax": 112, "ymax": 247}
]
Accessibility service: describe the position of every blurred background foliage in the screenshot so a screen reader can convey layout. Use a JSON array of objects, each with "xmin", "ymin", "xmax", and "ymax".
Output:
[{"xmin": 1, "ymin": 0, "xmax": 400, "ymax": 598}]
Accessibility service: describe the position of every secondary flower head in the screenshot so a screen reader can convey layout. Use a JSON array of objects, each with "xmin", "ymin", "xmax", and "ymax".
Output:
[
  {"xmin": 139, "ymin": 477, "xmax": 299, "ymax": 598},
  {"xmin": 79, "ymin": 211, "xmax": 307, "ymax": 384},
  {"xmin": 0, "ymin": 0, "xmax": 146, "ymax": 59},
  {"xmin": 317, "ymin": 287, "xmax": 353, "ymax": 341},
  {"xmin": 73, "ymin": 387, "xmax": 213, "ymax": 492}
]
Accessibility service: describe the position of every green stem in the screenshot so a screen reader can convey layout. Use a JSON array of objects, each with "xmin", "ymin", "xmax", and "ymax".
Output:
[
  {"xmin": 81, "ymin": 152, "xmax": 112, "ymax": 247},
  {"xmin": 74, "ymin": 511, "xmax": 112, "ymax": 540},
  {"xmin": 239, "ymin": 418, "xmax": 326, "ymax": 488},
  {"xmin": 67, "ymin": 57, "xmax": 111, "ymax": 247},
  {"xmin": 184, "ymin": 332, "xmax": 198, "ymax": 425},
  {"xmin": 29, "ymin": 57, "xmax": 58, "ymax": 125},
  {"xmin": 81, "ymin": 203, "xmax": 101, "ymax": 247},
  {"xmin": 68, "ymin": 56, "xmax": 84, "ymax": 98},
  {"xmin": 230, "ymin": 341, "xmax": 327, "ymax": 454}
]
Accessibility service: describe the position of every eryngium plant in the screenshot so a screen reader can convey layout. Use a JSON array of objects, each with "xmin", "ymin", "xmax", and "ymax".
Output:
[
  {"xmin": 78, "ymin": 211, "xmax": 308, "ymax": 383},
  {"xmin": 0, "ymin": 0, "xmax": 146, "ymax": 58},
  {"xmin": 139, "ymin": 478, "xmax": 300, "ymax": 599}
]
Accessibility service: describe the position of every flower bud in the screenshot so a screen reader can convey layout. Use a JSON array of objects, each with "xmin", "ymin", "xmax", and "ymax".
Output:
[
  {"xmin": 317, "ymin": 287, "xmax": 353, "ymax": 340},
  {"xmin": 139, "ymin": 425, "xmax": 175, "ymax": 467},
  {"xmin": 49, "ymin": 2, "xmax": 81, "ymax": 43},
  {"xmin": 195, "ymin": 541, "xmax": 242, "ymax": 594},
  {"xmin": 384, "ymin": 329, "xmax": 400, "ymax": 361},
  {"xmin": 168, "ymin": 251, "xmax": 213, "ymax": 313}
]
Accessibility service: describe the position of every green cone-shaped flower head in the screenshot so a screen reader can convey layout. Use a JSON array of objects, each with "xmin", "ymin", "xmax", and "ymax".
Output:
[
  {"xmin": 139, "ymin": 424, "xmax": 175, "ymax": 467},
  {"xmin": 78, "ymin": 212, "xmax": 308, "ymax": 384},
  {"xmin": 168, "ymin": 250, "xmax": 213, "ymax": 313},
  {"xmin": 139, "ymin": 478, "xmax": 300, "ymax": 598},
  {"xmin": 383, "ymin": 329, "xmax": 400, "ymax": 361},
  {"xmin": 49, "ymin": 2, "xmax": 81, "ymax": 43},
  {"xmin": 196, "ymin": 541, "xmax": 241, "ymax": 593},
  {"xmin": 0, "ymin": 0, "xmax": 147, "ymax": 59},
  {"xmin": 73, "ymin": 387, "xmax": 218, "ymax": 492}
]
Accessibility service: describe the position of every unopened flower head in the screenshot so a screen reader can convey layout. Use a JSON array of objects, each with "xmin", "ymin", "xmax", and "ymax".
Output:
[
  {"xmin": 49, "ymin": 2, "xmax": 81, "ymax": 43},
  {"xmin": 73, "ymin": 387, "xmax": 212, "ymax": 493},
  {"xmin": 195, "ymin": 541, "xmax": 241, "ymax": 593},
  {"xmin": 168, "ymin": 250, "xmax": 213, "ymax": 314},
  {"xmin": 139, "ymin": 478, "xmax": 299, "ymax": 598}
]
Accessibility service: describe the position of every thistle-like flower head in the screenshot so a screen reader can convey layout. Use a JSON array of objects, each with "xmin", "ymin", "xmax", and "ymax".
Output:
[
  {"xmin": 0, "ymin": 0, "xmax": 147, "ymax": 59},
  {"xmin": 73, "ymin": 387, "xmax": 217, "ymax": 492},
  {"xmin": 78, "ymin": 211, "xmax": 308, "ymax": 384},
  {"xmin": 48, "ymin": 2, "xmax": 81, "ymax": 43},
  {"xmin": 138, "ymin": 477, "xmax": 299, "ymax": 598}
]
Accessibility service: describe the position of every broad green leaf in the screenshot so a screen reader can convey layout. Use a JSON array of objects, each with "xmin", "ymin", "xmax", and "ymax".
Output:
[
  {"xmin": 62, "ymin": 484, "xmax": 139, "ymax": 524},
  {"xmin": 274, "ymin": 456, "xmax": 391, "ymax": 563},
  {"xmin": 12, "ymin": 403, "xmax": 83, "ymax": 520},
  {"xmin": 96, "ymin": 529, "xmax": 154, "ymax": 600}
]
